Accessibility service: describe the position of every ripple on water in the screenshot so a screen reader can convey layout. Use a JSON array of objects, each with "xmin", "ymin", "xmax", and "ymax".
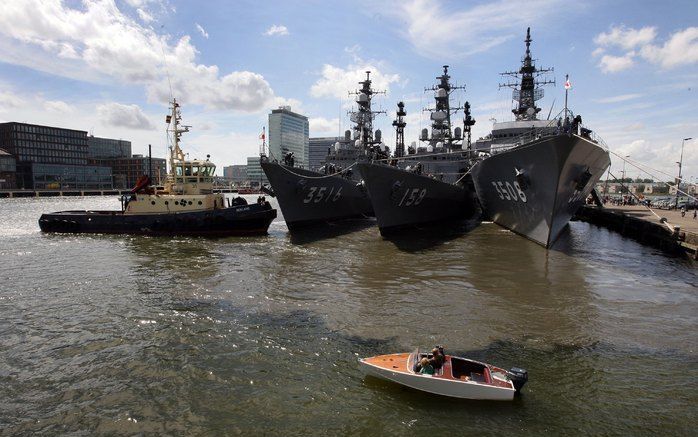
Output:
[{"xmin": 0, "ymin": 198, "xmax": 696, "ymax": 435}]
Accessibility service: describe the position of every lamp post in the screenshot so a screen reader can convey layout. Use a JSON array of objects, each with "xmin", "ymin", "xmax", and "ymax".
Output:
[
  {"xmin": 675, "ymin": 137, "xmax": 692, "ymax": 208},
  {"xmin": 621, "ymin": 155, "xmax": 629, "ymax": 195}
]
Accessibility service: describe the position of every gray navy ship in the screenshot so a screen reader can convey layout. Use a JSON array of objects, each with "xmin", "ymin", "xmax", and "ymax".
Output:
[
  {"xmin": 357, "ymin": 66, "xmax": 479, "ymax": 235},
  {"xmin": 471, "ymin": 28, "xmax": 611, "ymax": 248},
  {"xmin": 261, "ymin": 71, "xmax": 385, "ymax": 230}
]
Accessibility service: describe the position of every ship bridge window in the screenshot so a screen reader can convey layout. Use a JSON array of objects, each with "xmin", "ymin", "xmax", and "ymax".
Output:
[
  {"xmin": 175, "ymin": 166, "xmax": 183, "ymax": 176},
  {"xmin": 184, "ymin": 165, "xmax": 192, "ymax": 176}
]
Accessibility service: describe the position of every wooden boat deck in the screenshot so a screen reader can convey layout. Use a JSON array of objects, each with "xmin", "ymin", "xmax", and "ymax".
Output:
[{"xmin": 363, "ymin": 353, "xmax": 513, "ymax": 389}]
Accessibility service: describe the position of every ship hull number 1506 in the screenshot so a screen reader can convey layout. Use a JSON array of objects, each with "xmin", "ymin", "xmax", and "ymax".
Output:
[{"xmin": 491, "ymin": 181, "xmax": 527, "ymax": 203}]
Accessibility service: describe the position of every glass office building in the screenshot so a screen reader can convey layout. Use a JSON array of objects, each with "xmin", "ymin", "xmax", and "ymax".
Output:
[
  {"xmin": 0, "ymin": 122, "xmax": 113, "ymax": 189},
  {"xmin": 88, "ymin": 136, "xmax": 132, "ymax": 158},
  {"xmin": 246, "ymin": 156, "xmax": 268, "ymax": 186},
  {"xmin": 308, "ymin": 137, "xmax": 352, "ymax": 171},
  {"xmin": 268, "ymin": 106, "xmax": 309, "ymax": 168}
]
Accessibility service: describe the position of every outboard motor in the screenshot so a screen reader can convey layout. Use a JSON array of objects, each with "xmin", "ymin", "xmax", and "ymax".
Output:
[{"xmin": 508, "ymin": 367, "xmax": 528, "ymax": 394}]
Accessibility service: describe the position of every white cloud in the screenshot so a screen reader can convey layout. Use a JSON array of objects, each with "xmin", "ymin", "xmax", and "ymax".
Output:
[
  {"xmin": 97, "ymin": 102, "xmax": 155, "ymax": 130},
  {"xmin": 594, "ymin": 25, "xmax": 657, "ymax": 50},
  {"xmin": 43, "ymin": 100, "xmax": 75, "ymax": 113},
  {"xmin": 599, "ymin": 53, "xmax": 635, "ymax": 73},
  {"xmin": 196, "ymin": 23, "xmax": 208, "ymax": 39},
  {"xmin": 594, "ymin": 93, "xmax": 643, "ymax": 104},
  {"xmin": 639, "ymin": 27, "xmax": 698, "ymax": 70},
  {"xmin": 391, "ymin": 0, "xmax": 564, "ymax": 59},
  {"xmin": 264, "ymin": 25, "xmax": 289, "ymax": 37},
  {"xmin": 136, "ymin": 8, "xmax": 153, "ymax": 23},
  {"xmin": 310, "ymin": 62, "xmax": 401, "ymax": 100},
  {"xmin": 0, "ymin": 90, "xmax": 25, "ymax": 112},
  {"xmin": 309, "ymin": 117, "xmax": 340, "ymax": 135},
  {"xmin": 0, "ymin": 1, "xmax": 282, "ymax": 112},
  {"xmin": 593, "ymin": 25, "xmax": 698, "ymax": 73}
]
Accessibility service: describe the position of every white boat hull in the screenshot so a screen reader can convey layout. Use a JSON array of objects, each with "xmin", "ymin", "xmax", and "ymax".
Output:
[{"xmin": 359, "ymin": 356, "xmax": 515, "ymax": 401}]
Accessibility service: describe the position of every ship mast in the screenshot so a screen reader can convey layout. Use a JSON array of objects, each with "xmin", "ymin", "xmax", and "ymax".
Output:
[
  {"xmin": 166, "ymin": 98, "xmax": 190, "ymax": 172},
  {"xmin": 463, "ymin": 101, "xmax": 475, "ymax": 151},
  {"xmin": 423, "ymin": 65, "xmax": 466, "ymax": 150},
  {"xmin": 392, "ymin": 101, "xmax": 406, "ymax": 158},
  {"xmin": 348, "ymin": 71, "xmax": 385, "ymax": 151},
  {"xmin": 499, "ymin": 27, "xmax": 554, "ymax": 121}
]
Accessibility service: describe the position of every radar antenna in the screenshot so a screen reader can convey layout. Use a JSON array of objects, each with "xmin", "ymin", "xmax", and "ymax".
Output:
[
  {"xmin": 347, "ymin": 71, "xmax": 386, "ymax": 151},
  {"xmin": 392, "ymin": 101, "xmax": 407, "ymax": 157},
  {"xmin": 498, "ymin": 27, "xmax": 555, "ymax": 121},
  {"xmin": 422, "ymin": 65, "xmax": 468, "ymax": 150}
]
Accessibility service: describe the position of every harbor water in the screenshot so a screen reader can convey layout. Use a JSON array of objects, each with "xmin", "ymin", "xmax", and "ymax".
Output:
[{"xmin": 1, "ymin": 196, "xmax": 696, "ymax": 435}]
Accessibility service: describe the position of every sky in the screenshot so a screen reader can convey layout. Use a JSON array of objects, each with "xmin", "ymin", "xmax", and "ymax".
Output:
[{"xmin": 0, "ymin": 0, "xmax": 696, "ymax": 184}]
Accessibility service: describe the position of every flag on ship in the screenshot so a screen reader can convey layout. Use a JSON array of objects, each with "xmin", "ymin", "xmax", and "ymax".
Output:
[{"xmin": 564, "ymin": 75, "xmax": 572, "ymax": 90}]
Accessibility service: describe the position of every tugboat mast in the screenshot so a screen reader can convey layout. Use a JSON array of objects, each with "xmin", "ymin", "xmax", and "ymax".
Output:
[
  {"xmin": 166, "ymin": 98, "xmax": 190, "ymax": 173},
  {"xmin": 392, "ymin": 101, "xmax": 407, "ymax": 158},
  {"xmin": 499, "ymin": 27, "xmax": 554, "ymax": 121},
  {"xmin": 349, "ymin": 71, "xmax": 385, "ymax": 151}
]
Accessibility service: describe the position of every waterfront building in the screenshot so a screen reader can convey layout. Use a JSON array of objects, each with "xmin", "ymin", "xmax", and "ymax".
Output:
[
  {"xmin": 246, "ymin": 156, "xmax": 268, "ymax": 186},
  {"xmin": 0, "ymin": 122, "xmax": 112, "ymax": 189},
  {"xmin": 92, "ymin": 155, "xmax": 167, "ymax": 189},
  {"xmin": 223, "ymin": 164, "xmax": 247, "ymax": 184},
  {"xmin": 268, "ymin": 106, "xmax": 309, "ymax": 168},
  {"xmin": 308, "ymin": 136, "xmax": 352, "ymax": 171},
  {"xmin": 88, "ymin": 136, "xmax": 132, "ymax": 158},
  {"xmin": 0, "ymin": 148, "xmax": 17, "ymax": 189}
]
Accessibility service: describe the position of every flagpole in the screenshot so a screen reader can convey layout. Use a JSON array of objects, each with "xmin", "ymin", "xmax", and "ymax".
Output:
[{"xmin": 565, "ymin": 74, "xmax": 570, "ymax": 119}]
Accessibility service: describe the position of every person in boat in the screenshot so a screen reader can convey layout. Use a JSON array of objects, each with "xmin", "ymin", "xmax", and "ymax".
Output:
[
  {"xmin": 429, "ymin": 347, "xmax": 444, "ymax": 370},
  {"xmin": 418, "ymin": 357, "xmax": 434, "ymax": 375}
]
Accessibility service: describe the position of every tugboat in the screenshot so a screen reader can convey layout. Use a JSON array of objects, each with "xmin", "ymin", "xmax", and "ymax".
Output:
[
  {"xmin": 261, "ymin": 71, "xmax": 385, "ymax": 230},
  {"xmin": 470, "ymin": 28, "xmax": 610, "ymax": 248},
  {"xmin": 39, "ymin": 99, "xmax": 277, "ymax": 236},
  {"xmin": 356, "ymin": 66, "xmax": 479, "ymax": 235}
]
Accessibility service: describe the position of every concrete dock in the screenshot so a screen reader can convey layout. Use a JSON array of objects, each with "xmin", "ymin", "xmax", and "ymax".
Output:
[{"xmin": 575, "ymin": 204, "xmax": 698, "ymax": 260}]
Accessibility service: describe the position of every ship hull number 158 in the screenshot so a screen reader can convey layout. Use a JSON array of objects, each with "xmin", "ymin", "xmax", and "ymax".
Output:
[{"xmin": 491, "ymin": 181, "xmax": 527, "ymax": 203}]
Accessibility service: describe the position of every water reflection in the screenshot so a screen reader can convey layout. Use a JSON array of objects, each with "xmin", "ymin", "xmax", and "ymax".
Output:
[
  {"xmin": 287, "ymin": 219, "xmax": 376, "ymax": 245},
  {"xmin": 382, "ymin": 218, "xmax": 480, "ymax": 252}
]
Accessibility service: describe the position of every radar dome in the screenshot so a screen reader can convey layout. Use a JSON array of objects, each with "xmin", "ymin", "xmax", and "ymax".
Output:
[
  {"xmin": 427, "ymin": 145, "xmax": 434, "ymax": 153},
  {"xmin": 355, "ymin": 139, "xmax": 361, "ymax": 147},
  {"xmin": 431, "ymin": 111, "xmax": 447, "ymax": 122},
  {"xmin": 375, "ymin": 129, "xmax": 382, "ymax": 142},
  {"xmin": 436, "ymin": 88, "xmax": 447, "ymax": 98},
  {"xmin": 435, "ymin": 142, "xmax": 443, "ymax": 148},
  {"xmin": 454, "ymin": 127, "xmax": 462, "ymax": 139},
  {"xmin": 357, "ymin": 93, "xmax": 368, "ymax": 103},
  {"xmin": 420, "ymin": 128, "xmax": 429, "ymax": 141}
]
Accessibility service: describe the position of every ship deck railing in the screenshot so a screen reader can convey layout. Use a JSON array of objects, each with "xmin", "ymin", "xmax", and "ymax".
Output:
[{"xmin": 487, "ymin": 108, "xmax": 610, "ymax": 154}]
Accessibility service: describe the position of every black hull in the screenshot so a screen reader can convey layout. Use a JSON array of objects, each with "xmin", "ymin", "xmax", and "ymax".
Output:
[
  {"xmin": 471, "ymin": 134, "xmax": 610, "ymax": 248},
  {"xmin": 38, "ymin": 203, "xmax": 277, "ymax": 236},
  {"xmin": 356, "ymin": 163, "xmax": 479, "ymax": 235},
  {"xmin": 261, "ymin": 162, "xmax": 373, "ymax": 230}
]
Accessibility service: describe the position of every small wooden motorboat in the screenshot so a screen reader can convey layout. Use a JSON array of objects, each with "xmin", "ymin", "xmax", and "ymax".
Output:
[{"xmin": 359, "ymin": 349, "xmax": 528, "ymax": 401}]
